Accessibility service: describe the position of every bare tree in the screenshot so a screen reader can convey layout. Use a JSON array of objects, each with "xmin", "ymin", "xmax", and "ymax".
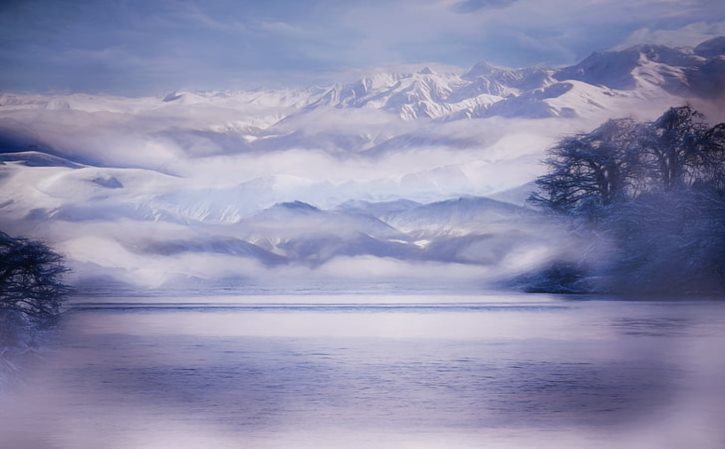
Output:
[
  {"xmin": 697, "ymin": 123, "xmax": 725, "ymax": 195},
  {"xmin": 0, "ymin": 231, "xmax": 70, "ymax": 323},
  {"xmin": 529, "ymin": 118, "xmax": 643, "ymax": 214},
  {"xmin": 640, "ymin": 105, "xmax": 711, "ymax": 191},
  {"xmin": 526, "ymin": 106, "xmax": 725, "ymax": 294}
]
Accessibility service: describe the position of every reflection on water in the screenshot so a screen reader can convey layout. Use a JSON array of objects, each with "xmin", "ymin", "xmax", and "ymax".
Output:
[{"xmin": 1, "ymin": 295, "xmax": 725, "ymax": 449}]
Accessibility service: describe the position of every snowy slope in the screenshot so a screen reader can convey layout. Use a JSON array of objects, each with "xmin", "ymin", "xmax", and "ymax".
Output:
[{"xmin": 554, "ymin": 39, "xmax": 725, "ymax": 98}]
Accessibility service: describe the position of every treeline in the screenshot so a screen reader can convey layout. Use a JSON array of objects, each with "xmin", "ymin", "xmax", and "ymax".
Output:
[{"xmin": 523, "ymin": 106, "xmax": 725, "ymax": 295}]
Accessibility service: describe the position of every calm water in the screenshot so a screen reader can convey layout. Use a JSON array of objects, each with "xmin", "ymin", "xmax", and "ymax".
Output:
[{"xmin": 2, "ymin": 294, "xmax": 725, "ymax": 449}]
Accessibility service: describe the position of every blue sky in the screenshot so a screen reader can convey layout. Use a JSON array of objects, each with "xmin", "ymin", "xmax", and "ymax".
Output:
[{"xmin": 1, "ymin": 0, "xmax": 724, "ymax": 94}]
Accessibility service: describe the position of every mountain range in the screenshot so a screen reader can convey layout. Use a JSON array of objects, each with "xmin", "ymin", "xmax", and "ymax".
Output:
[{"xmin": 0, "ymin": 38, "xmax": 723, "ymax": 291}]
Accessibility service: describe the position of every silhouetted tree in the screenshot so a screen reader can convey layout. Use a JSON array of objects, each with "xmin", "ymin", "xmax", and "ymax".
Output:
[
  {"xmin": 0, "ymin": 231, "xmax": 70, "ymax": 323},
  {"xmin": 698, "ymin": 122, "xmax": 725, "ymax": 195},
  {"xmin": 526, "ymin": 106, "xmax": 725, "ymax": 294},
  {"xmin": 529, "ymin": 118, "xmax": 644, "ymax": 214},
  {"xmin": 531, "ymin": 106, "xmax": 725, "ymax": 215},
  {"xmin": 639, "ymin": 105, "xmax": 711, "ymax": 191}
]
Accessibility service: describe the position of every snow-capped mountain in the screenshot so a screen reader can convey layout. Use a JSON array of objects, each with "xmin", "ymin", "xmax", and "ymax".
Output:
[
  {"xmin": 294, "ymin": 37, "xmax": 724, "ymax": 121},
  {"xmin": 2, "ymin": 38, "xmax": 721, "ymax": 126}
]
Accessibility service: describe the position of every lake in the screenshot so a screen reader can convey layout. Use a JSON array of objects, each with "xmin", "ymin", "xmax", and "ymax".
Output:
[{"xmin": 1, "ymin": 294, "xmax": 725, "ymax": 449}]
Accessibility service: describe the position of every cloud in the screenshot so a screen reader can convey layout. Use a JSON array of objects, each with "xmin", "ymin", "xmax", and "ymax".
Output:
[
  {"xmin": 0, "ymin": 91, "xmax": 594, "ymax": 207},
  {"xmin": 614, "ymin": 21, "xmax": 725, "ymax": 49},
  {"xmin": 1, "ymin": 0, "xmax": 724, "ymax": 93}
]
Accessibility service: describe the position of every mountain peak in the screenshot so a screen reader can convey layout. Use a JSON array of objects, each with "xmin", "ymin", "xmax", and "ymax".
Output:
[
  {"xmin": 272, "ymin": 200, "xmax": 319, "ymax": 212},
  {"xmin": 462, "ymin": 61, "xmax": 498, "ymax": 80},
  {"xmin": 694, "ymin": 36, "xmax": 725, "ymax": 58},
  {"xmin": 555, "ymin": 43, "xmax": 701, "ymax": 90},
  {"xmin": 163, "ymin": 92, "xmax": 183, "ymax": 102}
]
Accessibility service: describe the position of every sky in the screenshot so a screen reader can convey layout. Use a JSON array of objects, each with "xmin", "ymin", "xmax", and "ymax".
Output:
[{"xmin": 1, "ymin": 0, "xmax": 724, "ymax": 94}]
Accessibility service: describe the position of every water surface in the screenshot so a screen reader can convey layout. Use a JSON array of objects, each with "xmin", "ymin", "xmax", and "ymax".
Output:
[{"xmin": 2, "ymin": 294, "xmax": 724, "ymax": 448}]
